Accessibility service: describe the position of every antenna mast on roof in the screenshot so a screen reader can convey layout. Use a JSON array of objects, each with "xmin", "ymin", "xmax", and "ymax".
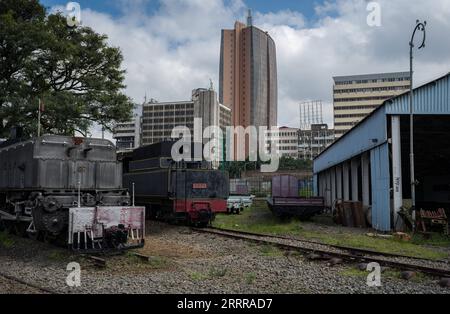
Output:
[{"xmin": 247, "ymin": 9, "xmax": 253, "ymax": 26}]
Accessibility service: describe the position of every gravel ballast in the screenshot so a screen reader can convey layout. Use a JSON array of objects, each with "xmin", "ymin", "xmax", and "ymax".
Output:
[{"xmin": 0, "ymin": 221, "xmax": 449, "ymax": 294}]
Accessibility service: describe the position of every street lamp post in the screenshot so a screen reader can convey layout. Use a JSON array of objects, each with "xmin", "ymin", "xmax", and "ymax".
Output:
[{"xmin": 409, "ymin": 20, "xmax": 426, "ymax": 232}]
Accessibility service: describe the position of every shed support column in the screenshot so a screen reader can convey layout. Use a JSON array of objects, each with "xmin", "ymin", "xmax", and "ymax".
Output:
[
  {"xmin": 361, "ymin": 153, "xmax": 370, "ymax": 208},
  {"xmin": 392, "ymin": 115, "xmax": 403, "ymax": 230},
  {"xmin": 336, "ymin": 165, "xmax": 343, "ymax": 200},
  {"xmin": 326, "ymin": 170, "xmax": 332, "ymax": 208},
  {"xmin": 343, "ymin": 162, "xmax": 350, "ymax": 201},
  {"xmin": 319, "ymin": 174, "xmax": 324, "ymax": 198},
  {"xmin": 351, "ymin": 158, "xmax": 359, "ymax": 201},
  {"xmin": 331, "ymin": 168, "xmax": 336, "ymax": 205}
]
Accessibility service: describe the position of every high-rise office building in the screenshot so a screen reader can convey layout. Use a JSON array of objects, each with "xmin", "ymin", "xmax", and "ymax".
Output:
[
  {"xmin": 219, "ymin": 10, "xmax": 278, "ymax": 131},
  {"xmin": 333, "ymin": 72, "xmax": 411, "ymax": 137},
  {"xmin": 140, "ymin": 88, "xmax": 232, "ymax": 146}
]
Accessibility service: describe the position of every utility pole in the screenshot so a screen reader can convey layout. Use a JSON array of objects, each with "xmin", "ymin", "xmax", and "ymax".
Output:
[
  {"xmin": 409, "ymin": 20, "xmax": 426, "ymax": 232},
  {"xmin": 37, "ymin": 98, "xmax": 42, "ymax": 137}
]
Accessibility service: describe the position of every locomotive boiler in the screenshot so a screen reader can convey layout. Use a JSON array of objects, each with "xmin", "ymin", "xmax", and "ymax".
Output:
[
  {"xmin": 122, "ymin": 141, "xmax": 229, "ymax": 227},
  {"xmin": 0, "ymin": 134, "xmax": 145, "ymax": 251}
]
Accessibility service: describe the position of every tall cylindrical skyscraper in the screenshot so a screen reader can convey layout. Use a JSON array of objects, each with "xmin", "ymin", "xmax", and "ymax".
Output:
[{"xmin": 219, "ymin": 14, "xmax": 278, "ymax": 131}]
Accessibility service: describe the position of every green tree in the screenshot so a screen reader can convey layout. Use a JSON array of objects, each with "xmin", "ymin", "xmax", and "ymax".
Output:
[{"xmin": 0, "ymin": 0, "xmax": 133, "ymax": 137}]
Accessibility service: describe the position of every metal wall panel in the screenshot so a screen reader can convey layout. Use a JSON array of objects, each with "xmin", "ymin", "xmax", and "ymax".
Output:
[
  {"xmin": 314, "ymin": 108, "xmax": 387, "ymax": 173},
  {"xmin": 313, "ymin": 174, "xmax": 318, "ymax": 196},
  {"xmin": 386, "ymin": 74, "xmax": 450, "ymax": 114},
  {"xmin": 370, "ymin": 143, "xmax": 391, "ymax": 232}
]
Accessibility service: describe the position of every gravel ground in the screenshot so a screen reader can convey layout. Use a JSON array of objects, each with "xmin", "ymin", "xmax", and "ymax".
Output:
[
  {"xmin": 0, "ymin": 274, "xmax": 47, "ymax": 294},
  {"xmin": 215, "ymin": 230, "xmax": 450, "ymax": 271},
  {"xmin": 0, "ymin": 222, "xmax": 449, "ymax": 294}
]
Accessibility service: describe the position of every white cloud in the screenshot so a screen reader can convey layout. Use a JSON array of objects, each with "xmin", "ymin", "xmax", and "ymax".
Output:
[{"xmin": 66, "ymin": 0, "xmax": 450, "ymax": 138}]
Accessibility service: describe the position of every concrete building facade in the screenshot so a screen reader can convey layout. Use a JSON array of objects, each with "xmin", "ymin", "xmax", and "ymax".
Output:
[
  {"xmin": 298, "ymin": 124, "xmax": 335, "ymax": 160},
  {"xmin": 113, "ymin": 115, "xmax": 141, "ymax": 152},
  {"xmin": 315, "ymin": 72, "xmax": 450, "ymax": 232},
  {"xmin": 265, "ymin": 127, "xmax": 299, "ymax": 159},
  {"xmin": 219, "ymin": 11, "xmax": 278, "ymax": 132},
  {"xmin": 140, "ymin": 88, "xmax": 232, "ymax": 149},
  {"xmin": 333, "ymin": 72, "xmax": 411, "ymax": 138}
]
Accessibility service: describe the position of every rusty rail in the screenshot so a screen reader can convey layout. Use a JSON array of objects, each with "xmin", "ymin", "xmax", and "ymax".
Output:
[
  {"xmin": 0, "ymin": 271, "xmax": 59, "ymax": 294},
  {"xmin": 193, "ymin": 227, "xmax": 450, "ymax": 278}
]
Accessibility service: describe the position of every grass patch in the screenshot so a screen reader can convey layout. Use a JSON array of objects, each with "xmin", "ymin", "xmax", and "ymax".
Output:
[
  {"xmin": 411, "ymin": 233, "xmax": 450, "ymax": 247},
  {"xmin": 214, "ymin": 200, "xmax": 305, "ymax": 236},
  {"xmin": 147, "ymin": 256, "xmax": 169, "ymax": 269},
  {"xmin": 0, "ymin": 232, "xmax": 14, "ymax": 248},
  {"xmin": 258, "ymin": 244, "xmax": 283, "ymax": 257},
  {"xmin": 126, "ymin": 253, "xmax": 169, "ymax": 269},
  {"xmin": 245, "ymin": 272, "xmax": 256, "ymax": 285},
  {"xmin": 188, "ymin": 267, "xmax": 228, "ymax": 281},
  {"xmin": 341, "ymin": 267, "xmax": 427, "ymax": 283},
  {"xmin": 208, "ymin": 267, "xmax": 227, "ymax": 278},
  {"xmin": 213, "ymin": 202, "xmax": 450, "ymax": 261},
  {"xmin": 340, "ymin": 267, "xmax": 367, "ymax": 278},
  {"xmin": 306, "ymin": 232, "xmax": 448, "ymax": 260},
  {"xmin": 47, "ymin": 250, "xmax": 69, "ymax": 262},
  {"xmin": 189, "ymin": 271, "xmax": 209, "ymax": 281}
]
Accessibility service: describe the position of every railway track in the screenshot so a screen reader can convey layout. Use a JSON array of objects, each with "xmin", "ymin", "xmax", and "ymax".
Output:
[
  {"xmin": 0, "ymin": 272, "xmax": 58, "ymax": 294},
  {"xmin": 193, "ymin": 227, "xmax": 450, "ymax": 279}
]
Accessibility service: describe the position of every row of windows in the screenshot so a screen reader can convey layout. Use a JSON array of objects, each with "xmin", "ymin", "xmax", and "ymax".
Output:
[
  {"xmin": 143, "ymin": 104, "xmax": 193, "ymax": 111},
  {"xmin": 143, "ymin": 117, "xmax": 190, "ymax": 123},
  {"xmin": 334, "ymin": 104, "xmax": 379, "ymax": 111},
  {"xmin": 115, "ymin": 123, "xmax": 135, "ymax": 129},
  {"xmin": 142, "ymin": 130, "xmax": 192, "ymax": 137},
  {"xmin": 268, "ymin": 132, "xmax": 297, "ymax": 137},
  {"xmin": 335, "ymin": 77, "xmax": 410, "ymax": 85},
  {"xmin": 266, "ymin": 139, "xmax": 297, "ymax": 144},
  {"xmin": 142, "ymin": 124, "xmax": 194, "ymax": 131},
  {"xmin": 335, "ymin": 113, "xmax": 368, "ymax": 119},
  {"xmin": 334, "ymin": 85, "xmax": 410, "ymax": 94},
  {"xmin": 143, "ymin": 111, "xmax": 194, "ymax": 117},
  {"xmin": 335, "ymin": 122, "xmax": 359, "ymax": 127},
  {"xmin": 334, "ymin": 96, "xmax": 394, "ymax": 103},
  {"xmin": 114, "ymin": 129, "xmax": 136, "ymax": 134}
]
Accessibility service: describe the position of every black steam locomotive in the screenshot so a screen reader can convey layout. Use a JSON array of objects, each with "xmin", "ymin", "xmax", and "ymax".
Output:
[
  {"xmin": 122, "ymin": 141, "xmax": 229, "ymax": 227},
  {"xmin": 0, "ymin": 134, "xmax": 145, "ymax": 251}
]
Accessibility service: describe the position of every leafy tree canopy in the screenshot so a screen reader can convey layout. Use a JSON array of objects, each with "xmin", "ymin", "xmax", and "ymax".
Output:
[{"xmin": 0, "ymin": 0, "xmax": 134, "ymax": 137}]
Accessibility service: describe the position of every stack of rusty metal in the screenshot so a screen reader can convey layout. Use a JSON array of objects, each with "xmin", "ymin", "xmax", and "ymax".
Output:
[
  {"xmin": 334, "ymin": 200, "xmax": 367, "ymax": 228},
  {"xmin": 417, "ymin": 208, "xmax": 449, "ymax": 235}
]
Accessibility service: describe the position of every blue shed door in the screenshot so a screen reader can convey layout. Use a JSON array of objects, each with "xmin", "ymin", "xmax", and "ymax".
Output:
[{"xmin": 370, "ymin": 143, "xmax": 391, "ymax": 232}]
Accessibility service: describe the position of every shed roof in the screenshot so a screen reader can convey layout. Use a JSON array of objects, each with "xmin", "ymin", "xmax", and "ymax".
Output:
[{"xmin": 316, "ymin": 72, "xmax": 450, "ymax": 161}]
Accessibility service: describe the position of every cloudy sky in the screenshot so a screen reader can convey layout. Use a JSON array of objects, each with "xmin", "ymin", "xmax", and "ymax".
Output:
[{"xmin": 41, "ymin": 0, "xmax": 450, "ymax": 138}]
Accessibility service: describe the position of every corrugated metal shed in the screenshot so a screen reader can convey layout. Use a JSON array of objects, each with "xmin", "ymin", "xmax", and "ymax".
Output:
[
  {"xmin": 386, "ymin": 73, "xmax": 450, "ymax": 114},
  {"xmin": 314, "ymin": 108, "xmax": 387, "ymax": 174},
  {"xmin": 314, "ymin": 72, "xmax": 450, "ymax": 232},
  {"xmin": 315, "ymin": 72, "xmax": 450, "ymax": 173},
  {"xmin": 370, "ymin": 143, "xmax": 391, "ymax": 231}
]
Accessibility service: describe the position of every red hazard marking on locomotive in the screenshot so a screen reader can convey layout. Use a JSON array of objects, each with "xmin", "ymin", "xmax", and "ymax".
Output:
[{"xmin": 192, "ymin": 183, "xmax": 208, "ymax": 189}]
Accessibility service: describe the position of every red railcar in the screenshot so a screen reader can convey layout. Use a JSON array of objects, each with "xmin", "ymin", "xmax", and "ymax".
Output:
[{"xmin": 122, "ymin": 141, "xmax": 229, "ymax": 227}]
